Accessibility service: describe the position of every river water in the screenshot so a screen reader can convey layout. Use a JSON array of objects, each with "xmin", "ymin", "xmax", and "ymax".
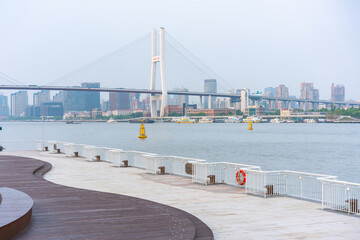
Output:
[{"xmin": 1, "ymin": 122, "xmax": 359, "ymax": 182}]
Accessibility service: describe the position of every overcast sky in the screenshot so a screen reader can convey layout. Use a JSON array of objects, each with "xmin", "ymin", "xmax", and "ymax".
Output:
[{"xmin": 0, "ymin": 0, "xmax": 359, "ymax": 101}]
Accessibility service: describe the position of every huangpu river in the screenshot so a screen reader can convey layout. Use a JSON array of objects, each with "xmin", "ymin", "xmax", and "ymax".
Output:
[{"xmin": 1, "ymin": 121, "xmax": 359, "ymax": 182}]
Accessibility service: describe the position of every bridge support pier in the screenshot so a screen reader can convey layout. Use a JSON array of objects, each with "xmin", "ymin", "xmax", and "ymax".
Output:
[
  {"xmin": 150, "ymin": 28, "xmax": 167, "ymax": 117},
  {"xmin": 199, "ymin": 96, "xmax": 202, "ymax": 109}
]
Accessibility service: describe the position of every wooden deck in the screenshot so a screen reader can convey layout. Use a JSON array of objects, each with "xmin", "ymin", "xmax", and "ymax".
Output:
[{"xmin": 0, "ymin": 155, "xmax": 213, "ymax": 240}]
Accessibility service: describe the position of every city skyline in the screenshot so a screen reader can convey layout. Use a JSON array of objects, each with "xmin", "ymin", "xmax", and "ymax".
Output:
[{"xmin": 1, "ymin": 1, "xmax": 360, "ymax": 100}]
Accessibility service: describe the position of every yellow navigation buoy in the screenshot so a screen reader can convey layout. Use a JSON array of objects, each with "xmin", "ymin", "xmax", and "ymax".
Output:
[
  {"xmin": 138, "ymin": 120, "xmax": 147, "ymax": 139},
  {"xmin": 248, "ymin": 121, "xmax": 253, "ymax": 130}
]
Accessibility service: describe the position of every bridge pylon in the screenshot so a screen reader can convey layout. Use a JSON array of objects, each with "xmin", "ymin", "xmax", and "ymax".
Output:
[{"xmin": 150, "ymin": 27, "xmax": 167, "ymax": 117}]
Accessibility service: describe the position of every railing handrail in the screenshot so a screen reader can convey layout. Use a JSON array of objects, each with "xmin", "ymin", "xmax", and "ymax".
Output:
[
  {"xmin": 319, "ymin": 178, "xmax": 360, "ymax": 187},
  {"xmin": 35, "ymin": 140, "xmax": 360, "ymax": 188}
]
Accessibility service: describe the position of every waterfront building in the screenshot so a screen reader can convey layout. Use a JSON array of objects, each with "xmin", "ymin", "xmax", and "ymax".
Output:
[
  {"xmin": 186, "ymin": 108, "xmax": 231, "ymax": 116},
  {"xmin": 101, "ymin": 100, "xmax": 110, "ymax": 112},
  {"xmin": 53, "ymin": 91, "xmax": 64, "ymax": 103},
  {"xmin": 204, "ymin": 79, "xmax": 217, "ymax": 109},
  {"xmin": 275, "ymin": 84, "xmax": 289, "ymax": 109},
  {"xmin": 63, "ymin": 89, "xmax": 86, "ymax": 112},
  {"xmin": 300, "ymin": 82, "xmax": 319, "ymax": 111},
  {"xmin": 289, "ymin": 95, "xmax": 298, "ymax": 109},
  {"xmin": 245, "ymin": 105, "xmax": 265, "ymax": 116},
  {"xmin": 263, "ymin": 87, "xmax": 276, "ymax": 109},
  {"xmin": 25, "ymin": 105, "xmax": 40, "ymax": 118},
  {"xmin": 33, "ymin": 91, "xmax": 50, "ymax": 106},
  {"xmin": 11, "ymin": 91, "xmax": 28, "ymax": 116},
  {"xmin": 109, "ymin": 92, "xmax": 130, "ymax": 110},
  {"xmin": 280, "ymin": 108, "xmax": 293, "ymax": 116},
  {"xmin": 81, "ymin": 82, "xmax": 100, "ymax": 111},
  {"xmin": 225, "ymin": 89, "xmax": 234, "ymax": 109},
  {"xmin": 63, "ymin": 111, "xmax": 91, "ymax": 120},
  {"xmin": 173, "ymin": 88, "xmax": 189, "ymax": 106},
  {"xmin": 213, "ymin": 98, "xmax": 226, "ymax": 109},
  {"xmin": 91, "ymin": 108, "xmax": 102, "ymax": 119},
  {"xmin": 130, "ymin": 93, "xmax": 141, "ymax": 110},
  {"xmin": 240, "ymin": 88, "xmax": 250, "ymax": 113},
  {"xmin": 264, "ymin": 87, "xmax": 276, "ymax": 97},
  {"xmin": 0, "ymin": 94, "xmax": 9, "ymax": 117},
  {"xmin": 164, "ymin": 105, "xmax": 184, "ymax": 116},
  {"xmin": 331, "ymin": 83, "xmax": 345, "ymax": 102},
  {"xmin": 40, "ymin": 102, "xmax": 63, "ymax": 117}
]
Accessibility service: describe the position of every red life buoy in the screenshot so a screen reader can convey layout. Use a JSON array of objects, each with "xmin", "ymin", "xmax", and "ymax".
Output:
[{"xmin": 236, "ymin": 170, "xmax": 246, "ymax": 185}]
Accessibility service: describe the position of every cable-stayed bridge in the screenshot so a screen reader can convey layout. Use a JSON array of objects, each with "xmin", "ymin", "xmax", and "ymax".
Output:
[{"xmin": 0, "ymin": 28, "xmax": 359, "ymax": 116}]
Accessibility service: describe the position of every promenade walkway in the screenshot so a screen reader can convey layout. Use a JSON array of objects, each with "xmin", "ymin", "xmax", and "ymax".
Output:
[
  {"xmin": 3, "ymin": 151, "xmax": 360, "ymax": 240},
  {"xmin": 0, "ymin": 154, "xmax": 213, "ymax": 240}
]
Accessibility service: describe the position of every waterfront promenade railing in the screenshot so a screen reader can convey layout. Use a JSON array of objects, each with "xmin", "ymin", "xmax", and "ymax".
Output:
[
  {"xmin": 33, "ymin": 140, "xmax": 359, "ymax": 215},
  {"xmin": 245, "ymin": 170, "xmax": 338, "ymax": 202},
  {"xmin": 320, "ymin": 179, "xmax": 360, "ymax": 214}
]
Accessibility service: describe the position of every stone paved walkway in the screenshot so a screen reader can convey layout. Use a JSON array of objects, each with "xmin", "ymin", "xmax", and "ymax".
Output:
[{"xmin": 5, "ymin": 151, "xmax": 360, "ymax": 240}]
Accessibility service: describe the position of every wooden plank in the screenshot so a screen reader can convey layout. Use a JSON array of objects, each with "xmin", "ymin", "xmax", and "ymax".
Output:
[{"xmin": 0, "ymin": 155, "xmax": 213, "ymax": 240}]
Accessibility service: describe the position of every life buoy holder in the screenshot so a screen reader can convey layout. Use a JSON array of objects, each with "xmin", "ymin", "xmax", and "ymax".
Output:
[{"xmin": 236, "ymin": 170, "xmax": 246, "ymax": 185}]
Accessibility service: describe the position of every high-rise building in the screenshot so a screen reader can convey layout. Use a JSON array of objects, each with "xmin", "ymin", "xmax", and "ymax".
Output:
[
  {"xmin": 33, "ymin": 91, "xmax": 50, "ymax": 106},
  {"xmin": 331, "ymin": 83, "xmax": 345, "ymax": 102},
  {"xmin": 101, "ymin": 100, "xmax": 110, "ymax": 112},
  {"xmin": 109, "ymin": 92, "xmax": 130, "ymax": 110},
  {"xmin": 0, "ymin": 95, "xmax": 9, "ymax": 117},
  {"xmin": 25, "ymin": 105, "xmax": 40, "ymax": 118},
  {"xmin": 64, "ymin": 90, "xmax": 86, "ymax": 112},
  {"xmin": 11, "ymin": 91, "xmax": 28, "ymax": 116},
  {"xmin": 263, "ymin": 87, "xmax": 276, "ymax": 109},
  {"xmin": 173, "ymin": 88, "xmax": 189, "ymax": 106},
  {"xmin": 264, "ymin": 87, "xmax": 276, "ymax": 97},
  {"xmin": 204, "ymin": 79, "xmax": 217, "ymax": 109},
  {"xmin": 240, "ymin": 88, "xmax": 250, "ymax": 113},
  {"xmin": 53, "ymin": 91, "xmax": 65, "ymax": 103},
  {"xmin": 300, "ymin": 82, "xmax": 319, "ymax": 111},
  {"xmin": 130, "ymin": 93, "xmax": 141, "ymax": 110},
  {"xmin": 275, "ymin": 84, "xmax": 289, "ymax": 109},
  {"xmin": 40, "ymin": 102, "xmax": 63, "ymax": 117},
  {"xmin": 81, "ymin": 82, "xmax": 100, "ymax": 111}
]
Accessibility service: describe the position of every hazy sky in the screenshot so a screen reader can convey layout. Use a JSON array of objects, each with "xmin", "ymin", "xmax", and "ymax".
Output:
[{"xmin": 0, "ymin": 0, "xmax": 359, "ymax": 100}]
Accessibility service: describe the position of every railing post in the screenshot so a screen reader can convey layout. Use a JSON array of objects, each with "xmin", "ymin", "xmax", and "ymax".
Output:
[
  {"xmin": 264, "ymin": 173, "xmax": 267, "ymax": 198},
  {"xmin": 321, "ymin": 181, "xmax": 324, "ymax": 210},
  {"xmin": 299, "ymin": 176, "xmax": 303, "ymax": 199}
]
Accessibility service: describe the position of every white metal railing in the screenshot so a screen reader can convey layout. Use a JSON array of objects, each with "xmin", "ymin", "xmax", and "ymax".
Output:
[
  {"xmin": 245, "ymin": 169, "xmax": 338, "ymax": 201},
  {"xmin": 56, "ymin": 142, "xmax": 66, "ymax": 153},
  {"xmin": 169, "ymin": 156, "xmax": 206, "ymax": 178},
  {"xmin": 144, "ymin": 155, "xmax": 173, "ymax": 175},
  {"xmin": 223, "ymin": 163, "xmax": 261, "ymax": 187},
  {"xmin": 321, "ymin": 179, "xmax": 360, "ymax": 215},
  {"xmin": 110, "ymin": 149, "xmax": 130, "ymax": 167},
  {"xmin": 191, "ymin": 162, "xmax": 225, "ymax": 185},
  {"xmin": 63, "ymin": 143, "xmax": 78, "ymax": 157},
  {"xmin": 102, "ymin": 147, "xmax": 118, "ymax": 163},
  {"xmin": 285, "ymin": 171, "xmax": 336, "ymax": 201},
  {"xmin": 36, "ymin": 140, "xmax": 44, "ymax": 151},
  {"xmin": 47, "ymin": 140, "xmax": 59, "ymax": 153},
  {"xmin": 82, "ymin": 145, "xmax": 101, "ymax": 162},
  {"xmin": 132, "ymin": 151, "xmax": 157, "ymax": 169},
  {"xmin": 30, "ymin": 140, "xmax": 360, "ymax": 216},
  {"xmin": 245, "ymin": 170, "xmax": 286, "ymax": 197}
]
